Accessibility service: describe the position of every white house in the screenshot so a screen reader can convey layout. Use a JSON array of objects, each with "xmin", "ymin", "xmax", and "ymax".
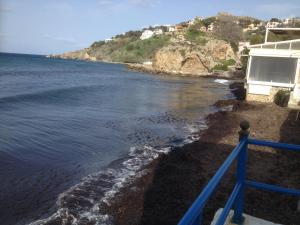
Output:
[
  {"xmin": 266, "ymin": 21, "xmax": 281, "ymax": 28},
  {"xmin": 168, "ymin": 26, "xmax": 176, "ymax": 32},
  {"xmin": 283, "ymin": 18, "xmax": 291, "ymax": 25},
  {"xmin": 245, "ymin": 28, "xmax": 300, "ymax": 108},
  {"xmin": 140, "ymin": 30, "xmax": 154, "ymax": 40},
  {"xmin": 154, "ymin": 29, "xmax": 163, "ymax": 35},
  {"xmin": 105, "ymin": 38, "xmax": 113, "ymax": 43}
]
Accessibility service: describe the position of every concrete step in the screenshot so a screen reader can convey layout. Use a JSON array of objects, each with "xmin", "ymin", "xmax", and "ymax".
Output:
[{"xmin": 210, "ymin": 209, "xmax": 282, "ymax": 225}]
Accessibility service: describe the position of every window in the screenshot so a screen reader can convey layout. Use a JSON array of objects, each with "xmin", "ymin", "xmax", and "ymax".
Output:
[{"xmin": 248, "ymin": 56, "xmax": 298, "ymax": 84}]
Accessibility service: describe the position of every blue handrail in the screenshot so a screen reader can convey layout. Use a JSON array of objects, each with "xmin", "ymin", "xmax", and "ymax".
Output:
[{"xmin": 177, "ymin": 124, "xmax": 300, "ymax": 225}]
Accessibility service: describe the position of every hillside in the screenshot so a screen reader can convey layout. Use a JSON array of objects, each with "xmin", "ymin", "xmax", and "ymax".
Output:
[{"xmin": 50, "ymin": 12, "xmax": 300, "ymax": 76}]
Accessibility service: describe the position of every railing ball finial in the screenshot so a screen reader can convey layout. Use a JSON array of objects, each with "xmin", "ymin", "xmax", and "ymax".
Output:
[{"xmin": 239, "ymin": 120, "xmax": 250, "ymax": 140}]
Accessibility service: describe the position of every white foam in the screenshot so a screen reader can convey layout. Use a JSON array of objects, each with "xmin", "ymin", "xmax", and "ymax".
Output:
[
  {"xmin": 214, "ymin": 79, "xmax": 229, "ymax": 84},
  {"xmin": 29, "ymin": 145, "xmax": 172, "ymax": 225},
  {"xmin": 29, "ymin": 118, "xmax": 209, "ymax": 225}
]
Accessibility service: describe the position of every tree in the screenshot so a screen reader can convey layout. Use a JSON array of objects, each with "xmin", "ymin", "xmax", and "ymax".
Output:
[
  {"xmin": 202, "ymin": 17, "xmax": 216, "ymax": 28},
  {"xmin": 270, "ymin": 18, "xmax": 281, "ymax": 22},
  {"xmin": 250, "ymin": 34, "xmax": 264, "ymax": 45},
  {"xmin": 238, "ymin": 18, "xmax": 252, "ymax": 28},
  {"xmin": 214, "ymin": 15, "xmax": 243, "ymax": 44}
]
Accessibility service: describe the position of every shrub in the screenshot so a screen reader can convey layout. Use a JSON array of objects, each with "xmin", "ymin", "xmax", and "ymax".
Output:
[
  {"xmin": 111, "ymin": 35, "xmax": 170, "ymax": 63},
  {"xmin": 250, "ymin": 34, "xmax": 264, "ymax": 45},
  {"xmin": 185, "ymin": 28, "xmax": 207, "ymax": 45},
  {"xmin": 225, "ymin": 59, "xmax": 236, "ymax": 66},
  {"xmin": 241, "ymin": 48, "xmax": 250, "ymax": 73},
  {"xmin": 274, "ymin": 90, "xmax": 290, "ymax": 107},
  {"xmin": 91, "ymin": 41, "xmax": 105, "ymax": 48},
  {"xmin": 213, "ymin": 64, "xmax": 228, "ymax": 71},
  {"xmin": 212, "ymin": 59, "xmax": 236, "ymax": 71},
  {"xmin": 230, "ymin": 42, "xmax": 239, "ymax": 53}
]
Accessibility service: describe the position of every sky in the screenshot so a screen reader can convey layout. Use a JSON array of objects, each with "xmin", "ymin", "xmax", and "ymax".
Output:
[{"xmin": 0, "ymin": 0, "xmax": 299, "ymax": 55}]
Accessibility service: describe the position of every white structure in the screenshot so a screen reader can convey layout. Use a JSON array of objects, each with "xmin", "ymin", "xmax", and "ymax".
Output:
[
  {"xmin": 168, "ymin": 26, "xmax": 176, "ymax": 32},
  {"xmin": 283, "ymin": 18, "xmax": 291, "ymax": 25},
  {"xmin": 104, "ymin": 38, "xmax": 113, "ymax": 43},
  {"xmin": 165, "ymin": 25, "xmax": 175, "ymax": 32},
  {"xmin": 154, "ymin": 29, "xmax": 163, "ymax": 35},
  {"xmin": 208, "ymin": 23, "xmax": 214, "ymax": 32},
  {"xmin": 245, "ymin": 28, "xmax": 300, "ymax": 107},
  {"xmin": 211, "ymin": 209, "xmax": 281, "ymax": 225},
  {"xmin": 266, "ymin": 21, "xmax": 281, "ymax": 28},
  {"xmin": 140, "ymin": 30, "xmax": 154, "ymax": 40}
]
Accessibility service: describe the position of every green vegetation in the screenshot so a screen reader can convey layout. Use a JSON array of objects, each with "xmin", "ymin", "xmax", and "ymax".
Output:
[
  {"xmin": 111, "ymin": 35, "xmax": 171, "ymax": 63},
  {"xmin": 212, "ymin": 59, "xmax": 236, "ymax": 71},
  {"xmin": 185, "ymin": 28, "xmax": 207, "ymax": 45},
  {"xmin": 91, "ymin": 40, "xmax": 106, "ymax": 48},
  {"xmin": 230, "ymin": 42, "xmax": 239, "ymax": 52},
  {"xmin": 274, "ymin": 90, "xmax": 290, "ymax": 107},
  {"xmin": 241, "ymin": 48, "xmax": 250, "ymax": 73},
  {"xmin": 213, "ymin": 14, "xmax": 243, "ymax": 45},
  {"xmin": 270, "ymin": 18, "xmax": 281, "ymax": 22},
  {"xmin": 202, "ymin": 17, "xmax": 216, "ymax": 29},
  {"xmin": 250, "ymin": 34, "xmax": 264, "ymax": 45}
]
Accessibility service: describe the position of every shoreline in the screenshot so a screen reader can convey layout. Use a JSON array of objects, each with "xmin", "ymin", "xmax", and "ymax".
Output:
[
  {"xmin": 104, "ymin": 82, "xmax": 300, "ymax": 225},
  {"xmin": 47, "ymin": 55, "xmax": 244, "ymax": 80},
  {"xmin": 126, "ymin": 63, "xmax": 244, "ymax": 80}
]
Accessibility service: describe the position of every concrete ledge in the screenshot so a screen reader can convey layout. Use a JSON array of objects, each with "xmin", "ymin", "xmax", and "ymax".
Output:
[{"xmin": 210, "ymin": 209, "xmax": 282, "ymax": 225}]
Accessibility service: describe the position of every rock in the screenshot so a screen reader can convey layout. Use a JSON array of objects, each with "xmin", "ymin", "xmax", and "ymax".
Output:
[
  {"xmin": 152, "ymin": 39, "xmax": 237, "ymax": 76},
  {"xmin": 49, "ymin": 49, "xmax": 97, "ymax": 62}
]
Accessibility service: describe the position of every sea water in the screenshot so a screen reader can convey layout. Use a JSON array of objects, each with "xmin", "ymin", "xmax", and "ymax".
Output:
[{"xmin": 0, "ymin": 53, "xmax": 231, "ymax": 224}]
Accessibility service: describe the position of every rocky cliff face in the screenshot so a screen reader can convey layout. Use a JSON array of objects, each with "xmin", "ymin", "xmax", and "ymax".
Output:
[
  {"xmin": 153, "ymin": 39, "xmax": 236, "ymax": 75},
  {"xmin": 50, "ymin": 34, "xmax": 237, "ymax": 75}
]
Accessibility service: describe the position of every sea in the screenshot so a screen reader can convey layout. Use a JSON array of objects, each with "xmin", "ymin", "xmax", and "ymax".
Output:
[{"xmin": 0, "ymin": 53, "xmax": 232, "ymax": 225}]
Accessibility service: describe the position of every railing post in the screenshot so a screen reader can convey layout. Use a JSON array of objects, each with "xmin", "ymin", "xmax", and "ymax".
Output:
[
  {"xmin": 193, "ymin": 211, "xmax": 203, "ymax": 225},
  {"xmin": 232, "ymin": 120, "xmax": 249, "ymax": 224}
]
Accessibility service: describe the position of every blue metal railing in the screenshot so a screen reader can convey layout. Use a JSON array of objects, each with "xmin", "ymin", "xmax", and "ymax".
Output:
[{"xmin": 178, "ymin": 123, "xmax": 300, "ymax": 225}]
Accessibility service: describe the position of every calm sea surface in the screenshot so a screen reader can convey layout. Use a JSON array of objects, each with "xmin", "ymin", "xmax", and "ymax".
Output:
[{"xmin": 0, "ymin": 53, "xmax": 231, "ymax": 224}]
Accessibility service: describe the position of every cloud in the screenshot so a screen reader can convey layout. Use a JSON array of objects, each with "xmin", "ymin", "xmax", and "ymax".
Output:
[
  {"xmin": 43, "ymin": 34, "xmax": 77, "ymax": 44},
  {"xmin": 256, "ymin": 3, "xmax": 300, "ymax": 17}
]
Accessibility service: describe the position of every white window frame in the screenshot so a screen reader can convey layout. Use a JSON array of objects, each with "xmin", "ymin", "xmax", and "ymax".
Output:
[{"xmin": 246, "ymin": 55, "xmax": 299, "ymax": 88}]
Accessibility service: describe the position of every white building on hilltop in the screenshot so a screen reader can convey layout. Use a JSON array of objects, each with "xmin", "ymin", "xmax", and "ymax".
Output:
[
  {"xmin": 140, "ymin": 30, "xmax": 154, "ymax": 40},
  {"xmin": 104, "ymin": 38, "xmax": 113, "ymax": 43},
  {"xmin": 266, "ymin": 21, "xmax": 281, "ymax": 28},
  {"xmin": 245, "ymin": 28, "xmax": 300, "ymax": 108},
  {"xmin": 154, "ymin": 29, "xmax": 163, "ymax": 35}
]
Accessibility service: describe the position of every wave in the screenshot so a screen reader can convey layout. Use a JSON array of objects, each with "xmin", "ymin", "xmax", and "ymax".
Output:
[
  {"xmin": 28, "ymin": 120, "xmax": 208, "ymax": 225},
  {"xmin": 0, "ymin": 84, "xmax": 104, "ymax": 105},
  {"xmin": 214, "ymin": 79, "xmax": 229, "ymax": 84},
  {"xmin": 29, "ymin": 145, "xmax": 171, "ymax": 225}
]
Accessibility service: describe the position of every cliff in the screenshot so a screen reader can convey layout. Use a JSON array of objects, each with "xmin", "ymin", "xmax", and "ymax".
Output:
[{"xmin": 152, "ymin": 39, "xmax": 235, "ymax": 75}]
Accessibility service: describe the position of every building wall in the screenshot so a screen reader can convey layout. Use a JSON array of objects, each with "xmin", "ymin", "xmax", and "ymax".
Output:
[{"xmin": 246, "ymin": 86, "xmax": 290, "ymax": 102}]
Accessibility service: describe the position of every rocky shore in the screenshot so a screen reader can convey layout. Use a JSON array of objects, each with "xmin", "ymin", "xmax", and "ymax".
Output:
[
  {"xmin": 104, "ymin": 82, "xmax": 300, "ymax": 225},
  {"xmin": 127, "ymin": 63, "xmax": 244, "ymax": 79}
]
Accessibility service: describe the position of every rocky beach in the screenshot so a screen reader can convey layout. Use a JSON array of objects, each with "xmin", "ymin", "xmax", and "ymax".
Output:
[{"xmin": 103, "ymin": 83, "xmax": 300, "ymax": 225}]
